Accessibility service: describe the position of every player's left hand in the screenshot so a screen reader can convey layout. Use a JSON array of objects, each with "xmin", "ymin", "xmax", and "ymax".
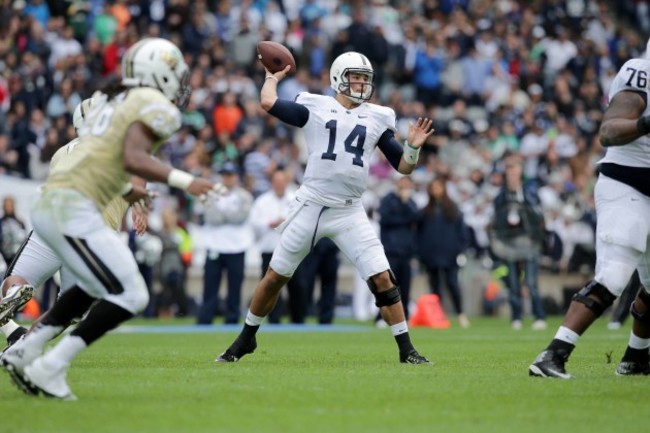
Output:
[
  {"xmin": 406, "ymin": 117, "xmax": 435, "ymax": 148},
  {"xmin": 131, "ymin": 203, "xmax": 149, "ymax": 236}
]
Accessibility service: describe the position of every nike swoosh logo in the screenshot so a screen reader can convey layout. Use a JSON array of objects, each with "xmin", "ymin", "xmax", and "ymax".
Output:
[{"xmin": 358, "ymin": 115, "xmax": 368, "ymax": 119}]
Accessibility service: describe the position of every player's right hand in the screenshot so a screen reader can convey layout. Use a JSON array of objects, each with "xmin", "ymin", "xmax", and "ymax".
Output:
[
  {"xmin": 265, "ymin": 65, "xmax": 292, "ymax": 82},
  {"xmin": 187, "ymin": 178, "xmax": 228, "ymax": 202}
]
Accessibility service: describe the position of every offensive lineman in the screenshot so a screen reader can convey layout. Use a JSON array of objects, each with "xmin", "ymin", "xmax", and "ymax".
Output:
[
  {"xmin": 0, "ymin": 94, "xmax": 149, "ymax": 348},
  {"xmin": 1, "ymin": 37, "xmax": 224, "ymax": 399},
  {"xmin": 218, "ymin": 52, "xmax": 433, "ymax": 364},
  {"xmin": 529, "ymin": 49, "xmax": 650, "ymax": 378}
]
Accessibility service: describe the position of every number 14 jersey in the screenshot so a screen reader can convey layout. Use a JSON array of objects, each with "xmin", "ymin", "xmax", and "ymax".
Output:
[{"xmin": 296, "ymin": 92, "xmax": 397, "ymax": 207}]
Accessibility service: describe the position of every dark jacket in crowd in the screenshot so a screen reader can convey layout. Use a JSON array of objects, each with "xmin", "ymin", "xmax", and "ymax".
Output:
[
  {"xmin": 417, "ymin": 204, "xmax": 469, "ymax": 268},
  {"xmin": 378, "ymin": 192, "xmax": 419, "ymax": 258},
  {"xmin": 490, "ymin": 183, "xmax": 546, "ymax": 261}
]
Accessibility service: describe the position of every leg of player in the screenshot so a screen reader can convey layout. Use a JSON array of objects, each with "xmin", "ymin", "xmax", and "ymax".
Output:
[
  {"xmin": 1, "ymin": 285, "xmax": 94, "ymax": 396},
  {"xmin": 217, "ymin": 268, "xmax": 290, "ymax": 362},
  {"xmin": 529, "ymin": 279, "xmax": 618, "ymax": 378},
  {"xmin": 368, "ymin": 270, "xmax": 430, "ymax": 364},
  {"xmin": 616, "ymin": 288, "xmax": 650, "ymax": 375}
]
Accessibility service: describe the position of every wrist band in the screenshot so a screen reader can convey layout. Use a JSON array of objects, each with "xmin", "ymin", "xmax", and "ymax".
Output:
[
  {"xmin": 265, "ymin": 75, "xmax": 279, "ymax": 82},
  {"xmin": 403, "ymin": 140, "xmax": 420, "ymax": 165},
  {"xmin": 167, "ymin": 169, "xmax": 194, "ymax": 190},
  {"xmin": 120, "ymin": 182, "xmax": 133, "ymax": 197}
]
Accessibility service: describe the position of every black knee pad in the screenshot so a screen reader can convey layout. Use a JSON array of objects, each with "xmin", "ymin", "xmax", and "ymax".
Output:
[
  {"xmin": 367, "ymin": 270, "xmax": 401, "ymax": 307},
  {"xmin": 373, "ymin": 286, "xmax": 402, "ymax": 308},
  {"xmin": 630, "ymin": 289, "xmax": 650, "ymax": 324},
  {"xmin": 572, "ymin": 280, "xmax": 616, "ymax": 317}
]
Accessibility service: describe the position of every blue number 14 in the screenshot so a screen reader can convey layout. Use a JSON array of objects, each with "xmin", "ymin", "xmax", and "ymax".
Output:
[{"xmin": 320, "ymin": 120, "xmax": 366, "ymax": 167}]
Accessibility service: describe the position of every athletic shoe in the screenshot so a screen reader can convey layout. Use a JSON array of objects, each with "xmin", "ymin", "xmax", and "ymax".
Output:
[
  {"xmin": 0, "ymin": 284, "xmax": 34, "ymax": 326},
  {"xmin": 400, "ymin": 350, "xmax": 431, "ymax": 364},
  {"xmin": 607, "ymin": 321, "xmax": 622, "ymax": 330},
  {"xmin": 457, "ymin": 314, "xmax": 470, "ymax": 329},
  {"xmin": 531, "ymin": 320, "xmax": 548, "ymax": 331},
  {"xmin": 0, "ymin": 337, "xmax": 42, "ymax": 395},
  {"xmin": 615, "ymin": 360, "xmax": 650, "ymax": 376},
  {"xmin": 528, "ymin": 350, "xmax": 573, "ymax": 379},
  {"xmin": 216, "ymin": 336, "xmax": 257, "ymax": 363},
  {"xmin": 24, "ymin": 357, "xmax": 76, "ymax": 400},
  {"xmin": 511, "ymin": 320, "xmax": 523, "ymax": 331}
]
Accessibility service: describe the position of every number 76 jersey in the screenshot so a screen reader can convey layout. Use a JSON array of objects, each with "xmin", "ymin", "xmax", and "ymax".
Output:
[
  {"xmin": 297, "ymin": 92, "xmax": 397, "ymax": 207},
  {"xmin": 599, "ymin": 58, "xmax": 650, "ymax": 167}
]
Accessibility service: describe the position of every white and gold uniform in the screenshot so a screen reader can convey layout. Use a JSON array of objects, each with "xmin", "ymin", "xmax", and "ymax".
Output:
[
  {"xmin": 6, "ymin": 139, "xmax": 132, "ymax": 294},
  {"xmin": 30, "ymin": 88, "xmax": 181, "ymax": 313}
]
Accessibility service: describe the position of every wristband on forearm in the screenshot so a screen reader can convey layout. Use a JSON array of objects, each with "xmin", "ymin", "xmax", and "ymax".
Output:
[
  {"xmin": 167, "ymin": 169, "xmax": 194, "ymax": 190},
  {"xmin": 403, "ymin": 141, "xmax": 420, "ymax": 165},
  {"xmin": 637, "ymin": 116, "xmax": 650, "ymax": 135}
]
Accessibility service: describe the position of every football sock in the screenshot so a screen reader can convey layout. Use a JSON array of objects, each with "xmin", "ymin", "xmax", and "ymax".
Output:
[
  {"xmin": 0, "ymin": 320, "xmax": 20, "ymax": 339},
  {"xmin": 394, "ymin": 335, "xmax": 415, "ymax": 355},
  {"xmin": 71, "ymin": 300, "xmax": 133, "ymax": 345},
  {"xmin": 554, "ymin": 326, "xmax": 580, "ymax": 346},
  {"xmin": 547, "ymin": 338, "xmax": 575, "ymax": 359},
  {"xmin": 6, "ymin": 325, "xmax": 27, "ymax": 346},
  {"xmin": 628, "ymin": 331, "xmax": 650, "ymax": 350},
  {"xmin": 43, "ymin": 286, "xmax": 96, "ymax": 328},
  {"xmin": 40, "ymin": 335, "xmax": 87, "ymax": 370},
  {"xmin": 245, "ymin": 311, "xmax": 264, "ymax": 326},
  {"xmin": 390, "ymin": 321, "xmax": 409, "ymax": 336}
]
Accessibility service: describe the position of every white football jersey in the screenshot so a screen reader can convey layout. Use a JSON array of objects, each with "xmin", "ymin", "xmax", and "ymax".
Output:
[
  {"xmin": 599, "ymin": 58, "xmax": 650, "ymax": 168},
  {"xmin": 295, "ymin": 92, "xmax": 396, "ymax": 207}
]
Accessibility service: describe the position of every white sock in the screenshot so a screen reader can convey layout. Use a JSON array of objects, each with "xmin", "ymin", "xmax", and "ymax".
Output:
[
  {"xmin": 0, "ymin": 320, "xmax": 20, "ymax": 338},
  {"xmin": 390, "ymin": 321, "xmax": 409, "ymax": 336},
  {"xmin": 41, "ymin": 335, "xmax": 87, "ymax": 370},
  {"xmin": 23, "ymin": 323, "xmax": 64, "ymax": 350},
  {"xmin": 554, "ymin": 326, "xmax": 580, "ymax": 345},
  {"xmin": 245, "ymin": 311, "xmax": 265, "ymax": 327},
  {"xmin": 628, "ymin": 331, "xmax": 650, "ymax": 350}
]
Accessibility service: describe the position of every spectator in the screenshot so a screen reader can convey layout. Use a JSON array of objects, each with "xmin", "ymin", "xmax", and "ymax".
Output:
[
  {"xmin": 417, "ymin": 178, "xmax": 471, "ymax": 328},
  {"xmin": 377, "ymin": 175, "xmax": 419, "ymax": 321},
  {"xmin": 197, "ymin": 162, "xmax": 254, "ymax": 325},
  {"xmin": 489, "ymin": 154, "xmax": 547, "ymax": 330}
]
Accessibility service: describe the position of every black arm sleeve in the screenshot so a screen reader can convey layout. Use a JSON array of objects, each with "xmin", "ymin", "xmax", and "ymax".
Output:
[
  {"xmin": 377, "ymin": 129, "xmax": 403, "ymax": 170},
  {"xmin": 267, "ymin": 99, "xmax": 310, "ymax": 127}
]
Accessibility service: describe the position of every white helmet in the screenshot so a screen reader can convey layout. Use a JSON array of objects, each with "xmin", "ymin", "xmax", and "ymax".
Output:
[
  {"xmin": 72, "ymin": 96, "xmax": 97, "ymax": 133},
  {"xmin": 329, "ymin": 51, "xmax": 375, "ymax": 104},
  {"xmin": 121, "ymin": 38, "xmax": 191, "ymax": 108}
]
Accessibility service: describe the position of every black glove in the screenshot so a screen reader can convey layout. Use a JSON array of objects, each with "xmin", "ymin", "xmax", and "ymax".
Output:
[{"xmin": 637, "ymin": 115, "xmax": 650, "ymax": 135}]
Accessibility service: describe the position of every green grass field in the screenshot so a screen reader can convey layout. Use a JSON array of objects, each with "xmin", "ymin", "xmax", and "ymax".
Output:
[{"xmin": 0, "ymin": 316, "xmax": 645, "ymax": 433}]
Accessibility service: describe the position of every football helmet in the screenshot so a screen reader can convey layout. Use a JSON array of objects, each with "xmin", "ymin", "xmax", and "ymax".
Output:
[
  {"xmin": 329, "ymin": 52, "xmax": 375, "ymax": 104},
  {"xmin": 121, "ymin": 38, "xmax": 191, "ymax": 108},
  {"xmin": 72, "ymin": 96, "xmax": 97, "ymax": 133}
]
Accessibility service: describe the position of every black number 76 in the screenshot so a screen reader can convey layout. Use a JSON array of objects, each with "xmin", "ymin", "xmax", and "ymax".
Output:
[{"xmin": 625, "ymin": 67, "xmax": 648, "ymax": 89}]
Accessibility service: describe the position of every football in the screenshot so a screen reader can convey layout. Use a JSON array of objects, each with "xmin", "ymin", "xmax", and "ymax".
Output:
[{"xmin": 257, "ymin": 41, "xmax": 296, "ymax": 74}]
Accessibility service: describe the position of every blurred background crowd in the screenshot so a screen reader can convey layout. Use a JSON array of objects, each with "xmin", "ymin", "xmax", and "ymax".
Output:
[{"xmin": 0, "ymin": 0, "xmax": 647, "ymax": 326}]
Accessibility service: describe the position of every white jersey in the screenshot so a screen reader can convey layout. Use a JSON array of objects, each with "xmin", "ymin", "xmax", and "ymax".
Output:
[
  {"xmin": 599, "ymin": 58, "xmax": 650, "ymax": 168},
  {"xmin": 295, "ymin": 93, "xmax": 396, "ymax": 207}
]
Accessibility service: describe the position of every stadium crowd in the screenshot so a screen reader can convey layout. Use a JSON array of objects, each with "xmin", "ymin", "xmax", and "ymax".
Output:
[{"xmin": 0, "ymin": 0, "xmax": 647, "ymax": 321}]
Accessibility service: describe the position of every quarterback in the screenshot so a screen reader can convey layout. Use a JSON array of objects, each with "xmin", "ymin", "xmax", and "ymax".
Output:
[
  {"xmin": 1, "ymin": 38, "xmax": 223, "ymax": 399},
  {"xmin": 219, "ymin": 51, "xmax": 434, "ymax": 364},
  {"xmin": 530, "ymin": 52, "xmax": 650, "ymax": 378}
]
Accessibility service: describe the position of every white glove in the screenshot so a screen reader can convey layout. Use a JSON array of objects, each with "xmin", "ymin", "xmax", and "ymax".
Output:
[{"xmin": 199, "ymin": 183, "xmax": 228, "ymax": 203}]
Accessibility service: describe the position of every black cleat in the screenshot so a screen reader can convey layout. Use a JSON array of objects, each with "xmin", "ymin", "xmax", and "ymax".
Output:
[
  {"xmin": 216, "ymin": 336, "xmax": 257, "ymax": 363},
  {"xmin": 529, "ymin": 350, "xmax": 573, "ymax": 379},
  {"xmin": 400, "ymin": 350, "xmax": 431, "ymax": 364},
  {"xmin": 616, "ymin": 360, "xmax": 650, "ymax": 376}
]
